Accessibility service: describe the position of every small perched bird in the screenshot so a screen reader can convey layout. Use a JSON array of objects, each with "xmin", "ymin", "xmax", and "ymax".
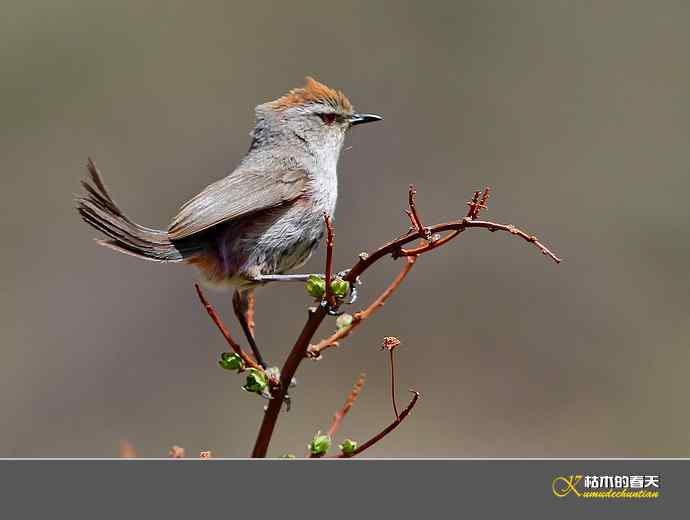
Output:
[{"xmin": 77, "ymin": 77, "xmax": 382, "ymax": 365}]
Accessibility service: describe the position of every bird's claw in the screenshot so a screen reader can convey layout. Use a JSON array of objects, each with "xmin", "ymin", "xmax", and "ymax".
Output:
[{"xmin": 336, "ymin": 269, "xmax": 360, "ymax": 305}]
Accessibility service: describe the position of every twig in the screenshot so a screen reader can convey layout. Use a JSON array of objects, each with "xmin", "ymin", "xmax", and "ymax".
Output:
[
  {"xmin": 466, "ymin": 186, "xmax": 491, "ymax": 219},
  {"xmin": 381, "ymin": 337, "xmax": 402, "ymax": 419},
  {"xmin": 246, "ymin": 289, "xmax": 256, "ymax": 338},
  {"xmin": 251, "ymin": 305, "xmax": 328, "ymax": 457},
  {"xmin": 404, "ymin": 184, "xmax": 431, "ymax": 241},
  {"xmin": 252, "ymin": 215, "xmax": 336, "ymax": 457},
  {"xmin": 251, "ymin": 187, "xmax": 561, "ymax": 457},
  {"xmin": 323, "ymin": 214, "xmax": 335, "ymax": 307},
  {"xmin": 337, "ymin": 390, "xmax": 420, "ymax": 458},
  {"xmin": 195, "ymin": 283, "xmax": 262, "ymax": 371},
  {"xmin": 232, "ymin": 288, "xmax": 267, "ymax": 369},
  {"xmin": 390, "ymin": 350, "xmax": 398, "ymax": 418},
  {"xmin": 399, "ymin": 218, "xmax": 561, "ymax": 262},
  {"xmin": 340, "ymin": 217, "xmax": 559, "ymax": 288},
  {"xmin": 308, "ymin": 373, "xmax": 366, "ymax": 458},
  {"xmin": 327, "ymin": 373, "xmax": 366, "ymax": 438},
  {"xmin": 308, "ymin": 256, "xmax": 416, "ymax": 357}
]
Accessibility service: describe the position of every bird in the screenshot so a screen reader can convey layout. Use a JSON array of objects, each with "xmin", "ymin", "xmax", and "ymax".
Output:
[{"xmin": 77, "ymin": 76, "xmax": 382, "ymax": 367}]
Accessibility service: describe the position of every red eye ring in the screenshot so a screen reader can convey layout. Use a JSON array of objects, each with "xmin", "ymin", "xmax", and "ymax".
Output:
[{"xmin": 319, "ymin": 113, "xmax": 337, "ymax": 125}]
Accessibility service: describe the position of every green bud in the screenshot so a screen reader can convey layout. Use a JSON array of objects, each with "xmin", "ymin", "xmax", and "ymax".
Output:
[
  {"xmin": 330, "ymin": 278, "xmax": 350, "ymax": 299},
  {"xmin": 281, "ymin": 453, "xmax": 296, "ymax": 459},
  {"xmin": 335, "ymin": 313, "xmax": 354, "ymax": 330},
  {"xmin": 218, "ymin": 352, "xmax": 244, "ymax": 372},
  {"xmin": 305, "ymin": 275, "xmax": 326, "ymax": 298},
  {"xmin": 339, "ymin": 439, "xmax": 358, "ymax": 456},
  {"xmin": 243, "ymin": 368, "xmax": 268, "ymax": 394},
  {"xmin": 308, "ymin": 431, "xmax": 331, "ymax": 456}
]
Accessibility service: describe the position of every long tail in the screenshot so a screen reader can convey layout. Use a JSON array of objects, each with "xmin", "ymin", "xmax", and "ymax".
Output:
[{"xmin": 77, "ymin": 159, "xmax": 184, "ymax": 262}]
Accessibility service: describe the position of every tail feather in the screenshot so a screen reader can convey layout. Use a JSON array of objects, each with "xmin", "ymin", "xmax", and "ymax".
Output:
[{"xmin": 77, "ymin": 159, "xmax": 184, "ymax": 262}]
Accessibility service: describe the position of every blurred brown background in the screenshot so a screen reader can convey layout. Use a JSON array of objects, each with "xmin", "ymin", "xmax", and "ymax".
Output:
[{"xmin": 1, "ymin": 0, "xmax": 688, "ymax": 457}]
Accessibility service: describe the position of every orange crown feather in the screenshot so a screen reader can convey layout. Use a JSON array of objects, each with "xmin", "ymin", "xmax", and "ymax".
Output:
[{"xmin": 271, "ymin": 77, "xmax": 353, "ymax": 114}]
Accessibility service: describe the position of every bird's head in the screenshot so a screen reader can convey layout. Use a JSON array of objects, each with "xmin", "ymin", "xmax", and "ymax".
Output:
[{"xmin": 250, "ymin": 77, "xmax": 382, "ymax": 162}]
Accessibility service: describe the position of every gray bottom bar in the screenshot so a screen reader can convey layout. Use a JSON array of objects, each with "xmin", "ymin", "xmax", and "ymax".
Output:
[{"xmin": 0, "ymin": 460, "xmax": 677, "ymax": 518}]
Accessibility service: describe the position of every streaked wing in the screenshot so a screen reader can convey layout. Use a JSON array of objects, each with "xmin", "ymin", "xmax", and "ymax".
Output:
[{"xmin": 168, "ymin": 168, "xmax": 306, "ymax": 240}]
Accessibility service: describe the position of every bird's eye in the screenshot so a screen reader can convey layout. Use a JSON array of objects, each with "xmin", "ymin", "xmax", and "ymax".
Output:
[{"xmin": 319, "ymin": 113, "xmax": 337, "ymax": 125}]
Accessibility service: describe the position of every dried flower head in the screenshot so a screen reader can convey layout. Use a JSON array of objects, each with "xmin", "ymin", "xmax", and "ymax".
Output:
[
  {"xmin": 381, "ymin": 336, "xmax": 401, "ymax": 351},
  {"xmin": 169, "ymin": 445, "xmax": 185, "ymax": 458}
]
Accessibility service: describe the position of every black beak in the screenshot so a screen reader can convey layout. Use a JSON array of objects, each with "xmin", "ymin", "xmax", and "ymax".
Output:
[{"xmin": 349, "ymin": 113, "xmax": 383, "ymax": 126}]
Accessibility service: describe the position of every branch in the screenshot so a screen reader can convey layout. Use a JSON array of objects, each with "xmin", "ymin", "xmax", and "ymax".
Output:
[
  {"xmin": 466, "ymin": 186, "xmax": 491, "ymax": 219},
  {"xmin": 405, "ymin": 184, "xmax": 431, "ymax": 241},
  {"xmin": 246, "ymin": 289, "xmax": 256, "ymax": 338},
  {"xmin": 307, "ymin": 256, "xmax": 416, "ymax": 357},
  {"xmin": 251, "ymin": 187, "xmax": 561, "ymax": 457},
  {"xmin": 336, "ymin": 390, "xmax": 420, "ymax": 458},
  {"xmin": 327, "ymin": 373, "xmax": 366, "ymax": 438},
  {"xmin": 323, "ymin": 214, "xmax": 335, "ymax": 307},
  {"xmin": 338, "ymin": 190, "xmax": 559, "ymax": 293},
  {"xmin": 308, "ymin": 373, "xmax": 366, "ymax": 458},
  {"xmin": 251, "ymin": 214, "xmax": 338, "ymax": 458},
  {"xmin": 194, "ymin": 283, "xmax": 262, "ymax": 371},
  {"xmin": 251, "ymin": 305, "xmax": 328, "ymax": 457},
  {"xmin": 232, "ymin": 288, "xmax": 267, "ymax": 369},
  {"xmin": 398, "ymin": 218, "xmax": 561, "ymax": 262},
  {"xmin": 381, "ymin": 337, "xmax": 401, "ymax": 419}
]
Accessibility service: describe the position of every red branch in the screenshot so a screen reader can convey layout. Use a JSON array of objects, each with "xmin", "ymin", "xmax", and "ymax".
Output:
[
  {"xmin": 381, "ymin": 337, "xmax": 402, "ymax": 419},
  {"xmin": 251, "ymin": 305, "xmax": 328, "ymax": 457},
  {"xmin": 323, "ymin": 214, "xmax": 335, "ymax": 307},
  {"xmin": 194, "ymin": 283, "xmax": 261, "ymax": 371},
  {"xmin": 328, "ymin": 373, "xmax": 366, "ymax": 438},
  {"xmin": 308, "ymin": 256, "xmax": 417, "ymax": 357},
  {"xmin": 337, "ymin": 390, "xmax": 420, "ymax": 458},
  {"xmin": 405, "ymin": 184, "xmax": 431, "ymax": 241},
  {"xmin": 249, "ymin": 186, "xmax": 560, "ymax": 457},
  {"xmin": 398, "ymin": 218, "xmax": 561, "ymax": 262},
  {"xmin": 246, "ymin": 289, "xmax": 256, "ymax": 338},
  {"xmin": 466, "ymin": 187, "xmax": 491, "ymax": 219}
]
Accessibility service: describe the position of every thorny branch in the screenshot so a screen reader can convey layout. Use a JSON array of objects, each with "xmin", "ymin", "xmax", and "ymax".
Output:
[{"xmin": 239, "ymin": 185, "xmax": 560, "ymax": 457}]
